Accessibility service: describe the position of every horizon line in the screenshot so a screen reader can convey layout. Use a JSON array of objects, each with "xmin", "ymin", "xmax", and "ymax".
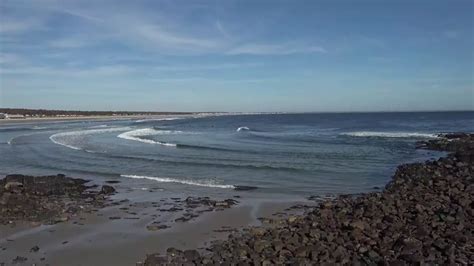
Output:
[{"xmin": 0, "ymin": 107, "xmax": 473, "ymax": 115}]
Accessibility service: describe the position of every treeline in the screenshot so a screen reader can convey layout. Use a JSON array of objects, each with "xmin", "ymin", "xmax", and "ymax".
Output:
[{"xmin": 0, "ymin": 108, "xmax": 193, "ymax": 117}]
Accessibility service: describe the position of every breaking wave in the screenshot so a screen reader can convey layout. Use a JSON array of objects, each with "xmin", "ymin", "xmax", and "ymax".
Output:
[
  {"xmin": 341, "ymin": 131, "xmax": 439, "ymax": 139},
  {"xmin": 117, "ymin": 128, "xmax": 182, "ymax": 147},
  {"xmin": 121, "ymin": 174, "xmax": 235, "ymax": 189},
  {"xmin": 135, "ymin": 117, "xmax": 184, "ymax": 123},
  {"xmin": 236, "ymin": 126, "xmax": 250, "ymax": 132},
  {"xmin": 50, "ymin": 127, "xmax": 131, "ymax": 151}
]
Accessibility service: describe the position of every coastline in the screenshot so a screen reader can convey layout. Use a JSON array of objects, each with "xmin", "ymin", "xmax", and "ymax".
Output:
[
  {"xmin": 0, "ymin": 114, "xmax": 193, "ymax": 125},
  {"xmin": 0, "ymin": 133, "xmax": 472, "ymax": 265},
  {"xmin": 142, "ymin": 133, "xmax": 473, "ymax": 265}
]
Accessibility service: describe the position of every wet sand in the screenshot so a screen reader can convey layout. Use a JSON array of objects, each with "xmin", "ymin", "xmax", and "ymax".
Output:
[{"xmin": 0, "ymin": 200, "xmax": 304, "ymax": 266}]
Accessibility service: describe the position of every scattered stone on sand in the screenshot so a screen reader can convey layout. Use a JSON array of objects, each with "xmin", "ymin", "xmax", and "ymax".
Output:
[
  {"xmin": 12, "ymin": 256, "xmax": 27, "ymax": 264},
  {"xmin": 143, "ymin": 133, "xmax": 474, "ymax": 265},
  {"xmin": 146, "ymin": 224, "xmax": 170, "ymax": 231},
  {"xmin": 30, "ymin": 246, "xmax": 39, "ymax": 253},
  {"xmin": 0, "ymin": 174, "xmax": 115, "ymax": 225}
]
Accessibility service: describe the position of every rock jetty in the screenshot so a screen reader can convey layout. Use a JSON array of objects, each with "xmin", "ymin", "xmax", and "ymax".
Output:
[{"xmin": 142, "ymin": 133, "xmax": 473, "ymax": 265}]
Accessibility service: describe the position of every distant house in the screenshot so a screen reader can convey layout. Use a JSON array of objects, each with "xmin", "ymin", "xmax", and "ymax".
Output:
[
  {"xmin": 0, "ymin": 113, "xmax": 6, "ymax": 119},
  {"xmin": 3, "ymin": 114, "xmax": 25, "ymax": 119}
]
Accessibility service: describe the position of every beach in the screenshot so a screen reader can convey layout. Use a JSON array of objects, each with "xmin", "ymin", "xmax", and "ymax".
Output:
[
  {"xmin": 0, "ymin": 183, "xmax": 305, "ymax": 265},
  {"xmin": 0, "ymin": 133, "xmax": 472, "ymax": 265},
  {"xmin": 0, "ymin": 113, "xmax": 473, "ymax": 265},
  {"xmin": 2, "ymin": 0, "xmax": 471, "ymax": 263}
]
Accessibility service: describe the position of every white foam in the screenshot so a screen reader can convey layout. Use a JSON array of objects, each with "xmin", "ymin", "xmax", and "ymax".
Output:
[
  {"xmin": 121, "ymin": 175, "xmax": 235, "ymax": 189},
  {"xmin": 117, "ymin": 128, "xmax": 182, "ymax": 147},
  {"xmin": 50, "ymin": 127, "xmax": 131, "ymax": 151},
  {"xmin": 89, "ymin": 124, "xmax": 108, "ymax": 128},
  {"xmin": 236, "ymin": 126, "xmax": 250, "ymax": 132},
  {"xmin": 341, "ymin": 131, "xmax": 439, "ymax": 138},
  {"xmin": 135, "ymin": 117, "xmax": 183, "ymax": 123}
]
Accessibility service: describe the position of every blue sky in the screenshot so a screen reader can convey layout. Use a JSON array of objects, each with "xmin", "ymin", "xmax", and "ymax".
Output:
[{"xmin": 0, "ymin": 0, "xmax": 472, "ymax": 112}]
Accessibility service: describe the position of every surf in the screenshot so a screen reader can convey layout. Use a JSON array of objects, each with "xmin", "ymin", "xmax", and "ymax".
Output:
[
  {"xmin": 121, "ymin": 174, "xmax": 235, "ymax": 189},
  {"xmin": 117, "ymin": 128, "xmax": 182, "ymax": 147},
  {"xmin": 236, "ymin": 126, "xmax": 250, "ymax": 132},
  {"xmin": 50, "ymin": 127, "xmax": 131, "ymax": 151}
]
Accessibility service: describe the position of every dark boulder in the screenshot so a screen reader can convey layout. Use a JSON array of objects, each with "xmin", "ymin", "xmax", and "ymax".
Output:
[{"xmin": 100, "ymin": 185, "xmax": 116, "ymax": 194}]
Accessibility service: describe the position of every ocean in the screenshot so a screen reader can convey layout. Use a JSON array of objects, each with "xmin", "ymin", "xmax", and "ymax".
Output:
[{"xmin": 1, "ymin": 111, "xmax": 473, "ymax": 201}]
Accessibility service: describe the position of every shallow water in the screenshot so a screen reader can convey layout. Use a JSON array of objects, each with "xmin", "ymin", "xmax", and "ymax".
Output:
[{"xmin": 1, "ymin": 112, "xmax": 473, "ymax": 200}]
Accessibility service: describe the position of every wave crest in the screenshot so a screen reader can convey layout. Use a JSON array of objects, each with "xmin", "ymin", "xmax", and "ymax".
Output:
[
  {"xmin": 50, "ymin": 127, "xmax": 131, "ymax": 151},
  {"xmin": 135, "ymin": 117, "xmax": 183, "ymax": 123},
  {"xmin": 121, "ymin": 174, "xmax": 235, "ymax": 189},
  {"xmin": 117, "ymin": 128, "xmax": 182, "ymax": 147},
  {"xmin": 236, "ymin": 126, "xmax": 250, "ymax": 132}
]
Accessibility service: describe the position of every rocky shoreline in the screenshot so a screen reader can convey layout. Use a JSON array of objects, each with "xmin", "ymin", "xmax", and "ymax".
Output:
[
  {"xmin": 142, "ymin": 133, "xmax": 473, "ymax": 265},
  {"xmin": 0, "ymin": 174, "xmax": 116, "ymax": 225}
]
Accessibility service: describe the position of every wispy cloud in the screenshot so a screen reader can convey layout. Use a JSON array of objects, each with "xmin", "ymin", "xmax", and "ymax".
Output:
[
  {"xmin": 0, "ymin": 64, "xmax": 134, "ymax": 77},
  {"xmin": 227, "ymin": 43, "xmax": 327, "ymax": 55},
  {"xmin": 215, "ymin": 20, "xmax": 232, "ymax": 39},
  {"xmin": 0, "ymin": 62, "xmax": 262, "ymax": 77},
  {"xmin": 0, "ymin": 53, "xmax": 26, "ymax": 65},
  {"xmin": 53, "ymin": 7, "xmax": 103, "ymax": 23},
  {"xmin": 1, "ymin": 1, "xmax": 328, "ymax": 56},
  {"xmin": 49, "ymin": 37, "xmax": 93, "ymax": 48},
  {"xmin": 134, "ymin": 24, "xmax": 221, "ymax": 50},
  {"xmin": 0, "ymin": 20, "xmax": 40, "ymax": 33},
  {"xmin": 148, "ymin": 77, "xmax": 271, "ymax": 84},
  {"xmin": 152, "ymin": 62, "xmax": 263, "ymax": 72},
  {"xmin": 442, "ymin": 30, "xmax": 459, "ymax": 39}
]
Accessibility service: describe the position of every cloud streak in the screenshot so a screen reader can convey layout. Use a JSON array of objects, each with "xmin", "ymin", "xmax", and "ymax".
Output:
[
  {"xmin": 227, "ymin": 43, "xmax": 327, "ymax": 55},
  {"xmin": 1, "ymin": 1, "xmax": 326, "ymax": 56}
]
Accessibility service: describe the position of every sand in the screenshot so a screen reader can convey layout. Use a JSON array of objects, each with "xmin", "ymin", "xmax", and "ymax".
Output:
[{"xmin": 0, "ymin": 200, "xmax": 304, "ymax": 266}]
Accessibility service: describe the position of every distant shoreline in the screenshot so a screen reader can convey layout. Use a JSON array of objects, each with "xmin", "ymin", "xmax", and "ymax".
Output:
[{"xmin": 0, "ymin": 114, "xmax": 184, "ymax": 125}]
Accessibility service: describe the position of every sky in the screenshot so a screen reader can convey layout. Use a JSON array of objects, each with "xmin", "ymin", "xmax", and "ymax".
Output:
[{"xmin": 0, "ymin": 0, "xmax": 473, "ymax": 112}]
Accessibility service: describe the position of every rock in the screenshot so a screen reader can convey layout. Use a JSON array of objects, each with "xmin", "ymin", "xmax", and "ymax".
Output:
[
  {"xmin": 52, "ymin": 216, "xmax": 69, "ymax": 224},
  {"xmin": 233, "ymin": 185, "xmax": 258, "ymax": 191},
  {"xmin": 0, "ymin": 174, "xmax": 114, "ymax": 225},
  {"xmin": 167, "ymin": 248, "xmax": 183, "ymax": 257},
  {"xmin": 30, "ymin": 245, "xmax": 40, "ymax": 252},
  {"xmin": 183, "ymin": 249, "xmax": 200, "ymax": 261},
  {"xmin": 147, "ymin": 224, "xmax": 169, "ymax": 231},
  {"xmin": 288, "ymin": 216, "xmax": 298, "ymax": 223},
  {"xmin": 350, "ymin": 220, "xmax": 367, "ymax": 231},
  {"xmin": 100, "ymin": 185, "xmax": 116, "ymax": 194},
  {"xmin": 4, "ymin": 181, "xmax": 23, "ymax": 193},
  {"xmin": 143, "ymin": 254, "xmax": 167, "ymax": 265},
  {"xmin": 254, "ymin": 240, "xmax": 271, "ymax": 253},
  {"xmin": 12, "ymin": 256, "xmax": 27, "ymax": 264},
  {"xmin": 250, "ymin": 227, "xmax": 266, "ymax": 236}
]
